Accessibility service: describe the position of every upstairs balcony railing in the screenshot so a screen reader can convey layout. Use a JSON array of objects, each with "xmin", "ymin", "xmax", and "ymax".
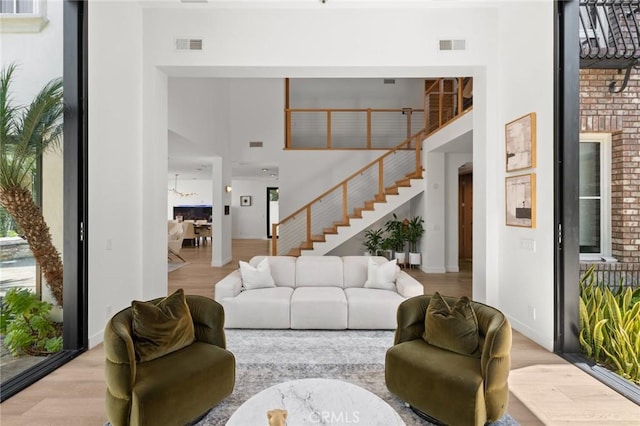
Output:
[
  {"xmin": 285, "ymin": 77, "xmax": 473, "ymax": 150},
  {"xmin": 579, "ymin": 0, "xmax": 640, "ymax": 92}
]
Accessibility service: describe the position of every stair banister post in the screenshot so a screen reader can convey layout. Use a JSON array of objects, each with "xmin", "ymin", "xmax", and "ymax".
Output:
[
  {"xmin": 306, "ymin": 205, "xmax": 312, "ymax": 243},
  {"xmin": 378, "ymin": 159, "xmax": 384, "ymax": 199},
  {"xmin": 367, "ymin": 109, "xmax": 372, "ymax": 149},
  {"xmin": 457, "ymin": 77, "xmax": 463, "ymax": 118},
  {"xmin": 326, "ymin": 110, "xmax": 332, "ymax": 149},
  {"xmin": 416, "ymin": 136, "xmax": 422, "ymax": 178},
  {"xmin": 343, "ymin": 182, "xmax": 348, "ymax": 223},
  {"xmin": 271, "ymin": 223, "xmax": 278, "ymax": 255}
]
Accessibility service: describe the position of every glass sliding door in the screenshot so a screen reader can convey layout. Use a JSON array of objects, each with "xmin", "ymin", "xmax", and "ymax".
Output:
[{"xmin": 0, "ymin": 0, "xmax": 87, "ymax": 401}]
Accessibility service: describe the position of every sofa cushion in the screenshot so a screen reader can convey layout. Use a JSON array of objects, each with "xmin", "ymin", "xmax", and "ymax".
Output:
[
  {"xmin": 344, "ymin": 287, "xmax": 404, "ymax": 329},
  {"xmin": 342, "ymin": 256, "xmax": 389, "ymax": 288},
  {"xmin": 295, "ymin": 256, "xmax": 344, "ymax": 288},
  {"xmin": 239, "ymin": 258, "xmax": 276, "ymax": 290},
  {"xmin": 364, "ymin": 258, "xmax": 398, "ymax": 291},
  {"xmin": 222, "ymin": 287, "xmax": 293, "ymax": 329},
  {"xmin": 290, "ymin": 287, "xmax": 347, "ymax": 329},
  {"xmin": 131, "ymin": 289, "xmax": 195, "ymax": 362},
  {"xmin": 423, "ymin": 292, "xmax": 480, "ymax": 357},
  {"xmin": 250, "ymin": 256, "xmax": 297, "ymax": 288}
]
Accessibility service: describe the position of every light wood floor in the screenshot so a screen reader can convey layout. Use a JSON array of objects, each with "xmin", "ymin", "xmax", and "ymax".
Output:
[{"xmin": 1, "ymin": 240, "xmax": 638, "ymax": 425}]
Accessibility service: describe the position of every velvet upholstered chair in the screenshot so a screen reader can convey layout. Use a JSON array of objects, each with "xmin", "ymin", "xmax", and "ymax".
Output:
[
  {"xmin": 385, "ymin": 294, "xmax": 512, "ymax": 426},
  {"xmin": 104, "ymin": 292, "xmax": 235, "ymax": 426}
]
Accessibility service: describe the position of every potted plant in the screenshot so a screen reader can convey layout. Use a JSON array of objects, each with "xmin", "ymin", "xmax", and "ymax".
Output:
[
  {"xmin": 363, "ymin": 228, "xmax": 384, "ymax": 256},
  {"xmin": 406, "ymin": 216, "xmax": 425, "ymax": 267},
  {"xmin": 384, "ymin": 213, "xmax": 407, "ymax": 265}
]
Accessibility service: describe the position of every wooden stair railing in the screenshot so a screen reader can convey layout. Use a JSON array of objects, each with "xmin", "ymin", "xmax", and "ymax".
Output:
[{"xmin": 272, "ymin": 129, "xmax": 425, "ymax": 256}]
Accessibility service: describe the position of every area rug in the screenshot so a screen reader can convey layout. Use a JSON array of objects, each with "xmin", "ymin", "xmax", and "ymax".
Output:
[
  {"xmin": 168, "ymin": 261, "xmax": 189, "ymax": 273},
  {"xmin": 195, "ymin": 329, "xmax": 519, "ymax": 426}
]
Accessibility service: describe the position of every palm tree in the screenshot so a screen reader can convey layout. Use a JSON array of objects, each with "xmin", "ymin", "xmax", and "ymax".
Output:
[{"xmin": 0, "ymin": 64, "xmax": 64, "ymax": 307}]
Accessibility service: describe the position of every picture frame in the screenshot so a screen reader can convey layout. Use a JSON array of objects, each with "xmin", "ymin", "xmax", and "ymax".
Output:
[
  {"xmin": 240, "ymin": 195, "xmax": 252, "ymax": 207},
  {"xmin": 505, "ymin": 112, "xmax": 536, "ymax": 172},
  {"xmin": 505, "ymin": 173, "xmax": 536, "ymax": 228}
]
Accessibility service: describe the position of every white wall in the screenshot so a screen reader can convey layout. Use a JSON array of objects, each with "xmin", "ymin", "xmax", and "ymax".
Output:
[
  {"xmin": 82, "ymin": 1, "xmax": 557, "ymax": 351},
  {"xmin": 290, "ymin": 78, "xmax": 424, "ymax": 109},
  {"xmin": 494, "ymin": 2, "xmax": 556, "ymax": 349},
  {"xmin": 231, "ymin": 180, "xmax": 274, "ymax": 239},
  {"xmin": 88, "ymin": 0, "xmax": 144, "ymax": 347}
]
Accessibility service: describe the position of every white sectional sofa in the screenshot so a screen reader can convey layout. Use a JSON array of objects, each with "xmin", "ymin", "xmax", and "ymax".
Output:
[{"xmin": 214, "ymin": 255, "xmax": 424, "ymax": 330}]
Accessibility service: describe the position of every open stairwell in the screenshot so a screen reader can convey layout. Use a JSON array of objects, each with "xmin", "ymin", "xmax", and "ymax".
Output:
[
  {"xmin": 296, "ymin": 173, "xmax": 424, "ymax": 256},
  {"xmin": 273, "ymin": 130, "xmax": 426, "ymax": 257}
]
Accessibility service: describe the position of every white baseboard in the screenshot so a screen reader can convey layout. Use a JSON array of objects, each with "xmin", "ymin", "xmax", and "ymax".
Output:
[
  {"xmin": 422, "ymin": 266, "xmax": 447, "ymax": 273},
  {"xmin": 446, "ymin": 265, "xmax": 460, "ymax": 272},
  {"xmin": 89, "ymin": 330, "xmax": 104, "ymax": 349},
  {"xmin": 213, "ymin": 256, "xmax": 233, "ymax": 267}
]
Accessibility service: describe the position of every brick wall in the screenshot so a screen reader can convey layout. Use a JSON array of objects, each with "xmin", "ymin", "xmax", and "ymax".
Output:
[{"xmin": 580, "ymin": 68, "xmax": 640, "ymax": 263}]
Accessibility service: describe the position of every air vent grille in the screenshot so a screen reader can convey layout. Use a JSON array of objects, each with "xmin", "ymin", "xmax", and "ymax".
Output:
[
  {"xmin": 439, "ymin": 39, "xmax": 466, "ymax": 51},
  {"xmin": 249, "ymin": 141, "xmax": 263, "ymax": 148},
  {"xmin": 383, "ymin": 79, "xmax": 396, "ymax": 84},
  {"xmin": 176, "ymin": 38, "xmax": 203, "ymax": 51}
]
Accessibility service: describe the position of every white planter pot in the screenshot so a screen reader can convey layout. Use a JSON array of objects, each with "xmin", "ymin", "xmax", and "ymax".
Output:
[
  {"xmin": 394, "ymin": 252, "xmax": 406, "ymax": 266},
  {"xmin": 364, "ymin": 251, "xmax": 371, "ymax": 256},
  {"xmin": 409, "ymin": 252, "xmax": 421, "ymax": 266}
]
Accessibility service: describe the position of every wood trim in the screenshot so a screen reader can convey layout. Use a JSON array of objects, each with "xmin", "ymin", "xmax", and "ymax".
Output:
[
  {"xmin": 288, "ymin": 108, "xmax": 424, "ymax": 113},
  {"xmin": 342, "ymin": 183, "xmax": 348, "ymax": 222},
  {"xmin": 306, "ymin": 206, "xmax": 311, "ymax": 242}
]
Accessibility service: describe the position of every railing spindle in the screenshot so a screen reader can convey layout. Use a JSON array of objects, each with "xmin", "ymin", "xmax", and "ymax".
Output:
[
  {"xmin": 327, "ymin": 111, "xmax": 332, "ymax": 149},
  {"xmin": 367, "ymin": 109, "xmax": 372, "ymax": 149}
]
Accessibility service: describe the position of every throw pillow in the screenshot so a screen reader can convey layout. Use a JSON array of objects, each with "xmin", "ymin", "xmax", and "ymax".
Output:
[
  {"xmin": 364, "ymin": 258, "xmax": 398, "ymax": 291},
  {"xmin": 423, "ymin": 292, "xmax": 480, "ymax": 357},
  {"xmin": 131, "ymin": 288, "xmax": 195, "ymax": 362},
  {"xmin": 239, "ymin": 257, "xmax": 276, "ymax": 290}
]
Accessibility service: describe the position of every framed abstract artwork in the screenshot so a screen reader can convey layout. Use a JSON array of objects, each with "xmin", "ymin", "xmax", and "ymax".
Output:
[
  {"xmin": 505, "ymin": 173, "xmax": 536, "ymax": 228},
  {"xmin": 505, "ymin": 112, "xmax": 536, "ymax": 172}
]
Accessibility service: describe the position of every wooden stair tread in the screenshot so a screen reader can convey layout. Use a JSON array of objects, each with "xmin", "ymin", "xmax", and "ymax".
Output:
[{"xmin": 311, "ymin": 235, "xmax": 326, "ymax": 242}]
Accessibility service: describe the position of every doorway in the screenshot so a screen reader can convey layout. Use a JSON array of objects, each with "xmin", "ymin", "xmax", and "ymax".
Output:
[
  {"xmin": 458, "ymin": 171, "xmax": 473, "ymax": 260},
  {"xmin": 267, "ymin": 187, "xmax": 279, "ymax": 238}
]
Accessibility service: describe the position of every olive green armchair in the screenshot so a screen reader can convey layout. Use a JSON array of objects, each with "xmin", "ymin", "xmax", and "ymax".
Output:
[
  {"xmin": 385, "ymin": 295, "xmax": 512, "ymax": 426},
  {"xmin": 105, "ymin": 295, "xmax": 235, "ymax": 426}
]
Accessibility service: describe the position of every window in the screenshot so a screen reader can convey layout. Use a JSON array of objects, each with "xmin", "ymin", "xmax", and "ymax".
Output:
[
  {"xmin": 0, "ymin": 0, "xmax": 47, "ymax": 33},
  {"xmin": 579, "ymin": 133, "xmax": 611, "ymax": 259}
]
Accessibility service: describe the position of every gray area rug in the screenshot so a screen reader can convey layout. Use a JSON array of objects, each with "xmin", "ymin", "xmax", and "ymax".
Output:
[
  {"xmin": 168, "ymin": 261, "xmax": 189, "ymax": 273},
  {"xmin": 196, "ymin": 329, "xmax": 519, "ymax": 426}
]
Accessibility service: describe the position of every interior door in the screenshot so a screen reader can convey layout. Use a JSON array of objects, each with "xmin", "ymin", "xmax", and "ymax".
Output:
[{"xmin": 458, "ymin": 173, "xmax": 473, "ymax": 260}]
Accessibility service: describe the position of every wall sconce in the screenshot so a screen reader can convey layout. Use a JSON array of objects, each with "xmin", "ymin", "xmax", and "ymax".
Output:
[{"xmin": 225, "ymin": 185, "xmax": 232, "ymax": 193}]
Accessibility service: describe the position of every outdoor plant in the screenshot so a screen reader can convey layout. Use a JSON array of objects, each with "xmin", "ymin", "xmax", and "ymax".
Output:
[
  {"xmin": 0, "ymin": 64, "xmax": 64, "ymax": 307},
  {"xmin": 363, "ymin": 228, "xmax": 384, "ymax": 255},
  {"xmin": 0, "ymin": 288, "xmax": 63, "ymax": 357},
  {"xmin": 579, "ymin": 265, "xmax": 640, "ymax": 385},
  {"xmin": 406, "ymin": 216, "xmax": 425, "ymax": 253}
]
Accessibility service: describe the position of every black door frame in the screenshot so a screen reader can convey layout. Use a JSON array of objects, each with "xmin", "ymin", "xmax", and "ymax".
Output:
[{"xmin": 554, "ymin": 0, "xmax": 580, "ymax": 354}]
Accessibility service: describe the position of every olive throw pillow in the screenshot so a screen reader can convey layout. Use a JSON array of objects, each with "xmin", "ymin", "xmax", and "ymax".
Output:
[
  {"xmin": 132, "ymin": 288, "xmax": 195, "ymax": 362},
  {"xmin": 423, "ymin": 292, "xmax": 480, "ymax": 357}
]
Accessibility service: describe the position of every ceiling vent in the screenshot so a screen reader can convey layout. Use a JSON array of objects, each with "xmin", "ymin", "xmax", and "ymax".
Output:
[
  {"xmin": 249, "ymin": 141, "xmax": 264, "ymax": 148},
  {"xmin": 439, "ymin": 39, "xmax": 466, "ymax": 51},
  {"xmin": 175, "ymin": 38, "xmax": 203, "ymax": 51},
  {"xmin": 383, "ymin": 79, "xmax": 396, "ymax": 84}
]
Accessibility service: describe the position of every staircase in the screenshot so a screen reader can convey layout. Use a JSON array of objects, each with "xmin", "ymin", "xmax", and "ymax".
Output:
[
  {"xmin": 298, "ymin": 174, "xmax": 424, "ymax": 256},
  {"xmin": 272, "ymin": 130, "xmax": 426, "ymax": 257}
]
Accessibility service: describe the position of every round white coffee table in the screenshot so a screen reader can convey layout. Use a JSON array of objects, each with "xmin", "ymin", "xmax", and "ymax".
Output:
[{"xmin": 227, "ymin": 378, "xmax": 405, "ymax": 426}]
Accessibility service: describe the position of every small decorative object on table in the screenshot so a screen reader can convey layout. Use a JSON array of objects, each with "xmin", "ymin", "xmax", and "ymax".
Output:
[{"xmin": 267, "ymin": 409, "xmax": 287, "ymax": 426}]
